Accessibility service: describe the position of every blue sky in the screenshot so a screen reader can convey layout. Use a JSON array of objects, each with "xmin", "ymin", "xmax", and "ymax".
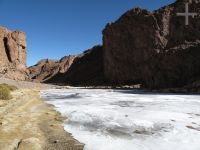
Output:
[{"xmin": 0, "ymin": 0, "xmax": 175, "ymax": 66}]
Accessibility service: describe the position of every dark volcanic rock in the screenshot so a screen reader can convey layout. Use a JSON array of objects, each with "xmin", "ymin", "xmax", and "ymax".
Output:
[
  {"xmin": 0, "ymin": 26, "xmax": 28, "ymax": 80},
  {"xmin": 46, "ymin": 45, "xmax": 104, "ymax": 85},
  {"xmin": 103, "ymin": 0, "xmax": 200, "ymax": 88}
]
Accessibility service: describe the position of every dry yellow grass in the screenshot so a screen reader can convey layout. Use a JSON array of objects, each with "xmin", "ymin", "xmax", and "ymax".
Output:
[
  {"xmin": 0, "ymin": 89, "xmax": 84, "ymax": 150},
  {"xmin": 0, "ymin": 84, "xmax": 15, "ymax": 100}
]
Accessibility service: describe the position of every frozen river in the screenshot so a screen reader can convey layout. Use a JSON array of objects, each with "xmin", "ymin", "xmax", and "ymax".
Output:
[{"xmin": 41, "ymin": 89, "xmax": 200, "ymax": 150}]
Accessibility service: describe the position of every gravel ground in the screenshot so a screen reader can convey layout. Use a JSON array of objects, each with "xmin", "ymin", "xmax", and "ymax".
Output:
[{"xmin": 0, "ymin": 78, "xmax": 55, "ymax": 89}]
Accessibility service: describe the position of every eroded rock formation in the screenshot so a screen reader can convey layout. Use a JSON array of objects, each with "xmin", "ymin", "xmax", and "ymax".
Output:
[
  {"xmin": 29, "ymin": 46, "xmax": 104, "ymax": 85},
  {"xmin": 0, "ymin": 26, "xmax": 28, "ymax": 80},
  {"xmin": 28, "ymin": 55, "xmax": 76, "ymax": 82},
  {"xmin": 103, "ymin": 0, "xmax": 200, "ymax": 89},
  {"xmin": 45, "ymin": 45, "xmax": 104, "ymax": 85}
]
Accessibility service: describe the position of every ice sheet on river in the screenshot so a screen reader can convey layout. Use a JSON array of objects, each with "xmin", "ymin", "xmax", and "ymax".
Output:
[{"xmin": 41, "ymin": 89, "xmax": 200, "ymax": 150}]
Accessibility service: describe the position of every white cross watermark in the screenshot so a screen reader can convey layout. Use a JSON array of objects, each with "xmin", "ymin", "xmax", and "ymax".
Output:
[{"xmin": 176, "ymin": 3, "xmax": 197, "ymax": 25}]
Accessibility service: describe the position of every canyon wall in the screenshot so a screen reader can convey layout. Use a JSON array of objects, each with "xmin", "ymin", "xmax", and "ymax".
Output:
[
  {"xmin": 28, "ymin": 0, "xmax": 200, "ymax": 90},
  {"xmin": 28, "ymin": 55, "xmax": 76, "ymax": 82},
  {"xmin": 0, "ymin": 26, "xmax": 28, "ymax": 80},
  {"xmin": 103, "ymin": 0, "xmax": 200, "ymax": 89},
  {"xmin": 29, "ymin": 46, "xmax": 104, "ymax": 85}
]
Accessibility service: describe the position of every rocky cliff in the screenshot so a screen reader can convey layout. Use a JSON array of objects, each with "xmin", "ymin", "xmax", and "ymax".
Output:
[
  {"xmin": 28, "ymin": 55, "xmax": 76, "ymax": 82},
  {"xmin": 28, "ymin": 0, "xmax": 200, "ymax": 90},
  {"xmin": 45, "ymin": 46, "xmax": 104, "ymax": 85},
  {"xmin": 103, "ymin": 0, "xmax": 200, "ymax": 89},
  {"xmin": 0, "ymin": 26, "xmax": 28, "ymax": 80},
  {"xmin": 29, "ymin": 46, "xmax": 104, "ymax": 85}
]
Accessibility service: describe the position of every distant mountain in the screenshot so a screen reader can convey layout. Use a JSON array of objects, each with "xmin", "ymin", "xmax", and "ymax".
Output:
[
  {"xmin": 28, "ymin": 56, "xmax": 76, "ymax": 83},
  {"xmin": 29, "ymin": 46, "xmax": 105, "ymax": 86}
]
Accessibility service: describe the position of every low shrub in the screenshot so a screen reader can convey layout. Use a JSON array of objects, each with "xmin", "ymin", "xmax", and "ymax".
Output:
[
  {"xmin": 0, "ymin": 84, "xmax": 17, "ymax": 100},
  {"xmin": 0, "ymin": 83, "xmax": 18, "ymax": 91},
  {"xmin": 0, "ymin": 86, "xmax": 11, "ymax": 100}
]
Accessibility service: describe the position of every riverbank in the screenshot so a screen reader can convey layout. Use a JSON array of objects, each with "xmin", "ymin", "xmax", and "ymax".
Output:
[
  {"xmin": 0, "ymin": 79, "xmax": 84, "ymax": 150},
  {"xmin": 68, "ymin": 84, "xmax": 200, "ymax": 94}
]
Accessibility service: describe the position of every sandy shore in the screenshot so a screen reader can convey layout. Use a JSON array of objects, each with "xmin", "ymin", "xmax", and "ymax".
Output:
[
  {"xmin": 0, "ymin": 79, "xmax": 84, "ymax": 150},
  {"xmin": 0, "ymin": 78, "xmax": 54, "ymax": 89}
]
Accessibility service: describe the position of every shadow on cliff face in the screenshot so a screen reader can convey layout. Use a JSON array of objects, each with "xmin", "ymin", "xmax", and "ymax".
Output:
[
  {"xmin": 141, "ymin": 1, "xmax": 200, "ymax": 89},
  {"xmin": 3, "ymin": 37, "xmax": 12, "ymax": 63},
  {"xmin": 150, "ymin": 44, "xmax": 200, "ymax": 89},
  {"xmin": 45, "ymin": 45, "xmax": 106, "ymax": 86},
  {"xmin": 102, "ymin": 1, "xmax": 200, "ymax": 89}
]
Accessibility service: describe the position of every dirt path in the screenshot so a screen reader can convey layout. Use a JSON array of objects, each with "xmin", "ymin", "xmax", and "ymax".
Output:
[
  {"xmin": 0, "ymin": 78, "xmax": 54, "ymax": 89},
  {"xmin": 0, "ymin": 89, "xmax": 84, "ymax": 150}
]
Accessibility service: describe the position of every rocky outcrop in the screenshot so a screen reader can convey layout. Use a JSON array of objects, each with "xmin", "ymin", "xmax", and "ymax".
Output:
[
  {"xmin": 47, "ymin": 46, "xmax": 104, "ymax": 85},
  {"xmin": 0, "ymin": 26, "xmax": 28, "ymax": 80},
  {"xmin": 29, "ymin": 46, "xmax": 104, "ymax": 85},
  {"xmin": 45, "ymin": 46, "xmax": 104, "ymax": 85},
  {"xmin": 28, "ymin": 55, "xmax": 76, "ymax": 82},
  {"xmin": 103, "ymin": 0, "xmax": 200, "ymax": 89}
]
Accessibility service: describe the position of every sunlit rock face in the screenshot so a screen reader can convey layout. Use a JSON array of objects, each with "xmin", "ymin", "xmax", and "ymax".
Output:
[
  {"xmin": 0, "ymin": 26, "xmax": 28, "ymax": 80},
  {"xmin": 29, "ymin": 45, "xmax": 104, "ymax": 85},
  {"xmin": 45, "ymin": 45, "xmax": 105, "ymax": 85},
  {"xmin": 103, "ymin": 0, "xmax": 200, "ymax": 89},
  {"xmin": 28, "ymin": 56, "xmax": 77, "ymax": 83}
]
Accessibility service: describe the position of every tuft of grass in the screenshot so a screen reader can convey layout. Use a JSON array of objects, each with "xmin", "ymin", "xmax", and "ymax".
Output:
[
  {"xmin": 0, "ymin": 83, "xmax": 18, "ymax": 91},
  {"xmin": 0, "ymin": 84, "xmax": 17, "ymax": 100}
]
